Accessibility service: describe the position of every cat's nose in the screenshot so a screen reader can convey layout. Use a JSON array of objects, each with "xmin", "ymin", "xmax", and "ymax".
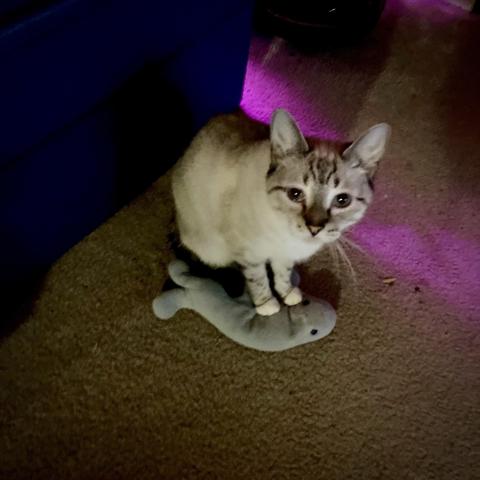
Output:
[
  {"xmin": 308, "ymin": 224, "xmax": 324, "ymax": 236},
  {"xmin": 304, "ymin": 205, "xmax": 329, "ymax": 236}
]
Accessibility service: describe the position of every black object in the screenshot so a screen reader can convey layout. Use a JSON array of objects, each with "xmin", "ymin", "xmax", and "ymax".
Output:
[
  {"xmin": 255, "ymin": 0, "xmax": 387, "ymax": 45},
  {"xmin": 0, "ymin": 0, "xmax": 254, "ymax": 328}
]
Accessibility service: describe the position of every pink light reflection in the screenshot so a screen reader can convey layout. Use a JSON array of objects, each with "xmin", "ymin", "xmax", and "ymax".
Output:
[
  {"xmin": 351, "ymin": 221, "xmax": 480, "ymax": 316},
  {"xmin": 402, "ymin": 0, "xmax": 476, "ymax": 22},
  {"xmin": 241, "ymin": 45, "xmax": 344, "ymax": 141}
]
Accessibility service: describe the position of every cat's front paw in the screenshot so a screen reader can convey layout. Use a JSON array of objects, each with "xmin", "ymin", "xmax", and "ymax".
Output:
[
  {"xmin": 283, "ymin": 287, "xmax": 303, "ymax": 306},
  {"xmin": 256, "ymin": 297, "xmax": 281, "ymax": 316}
]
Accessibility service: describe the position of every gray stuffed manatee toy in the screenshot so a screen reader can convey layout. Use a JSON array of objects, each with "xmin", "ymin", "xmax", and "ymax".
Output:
[{"xmin": 153, "ymin": 260, "xmax": 336, "ymax": 352}]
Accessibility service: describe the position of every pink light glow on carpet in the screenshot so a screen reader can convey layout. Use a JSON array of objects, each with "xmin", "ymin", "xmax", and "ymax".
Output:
[
  {"xmin": 240, "ymin": 40, "xmax": 344, "ymax": 141},
  {"xmin": 350, "ymin": 221, "xmax": 480, "ymax": 316}
]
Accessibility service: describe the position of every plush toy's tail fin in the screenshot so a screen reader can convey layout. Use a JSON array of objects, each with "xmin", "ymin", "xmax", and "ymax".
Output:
[
  {"xmin": 152, "ymin": 289, "xmax": 188, "ymax": 319},
  {"xmin": 168, "ymin": 260, "xmax": 205, "ymax": 290}
]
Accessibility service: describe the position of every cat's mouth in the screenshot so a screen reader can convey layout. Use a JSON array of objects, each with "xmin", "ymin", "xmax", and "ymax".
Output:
[
  {"xmin": 307, "ymin": 225, "xmax": 323, "ymax": 236},
  {"xmin": 305, "ymin": 228, "xmax": 340, "ymax": 242},
  {"xmin": 303, "ymin": 224, "xmax": 339, "ymax": 240}
]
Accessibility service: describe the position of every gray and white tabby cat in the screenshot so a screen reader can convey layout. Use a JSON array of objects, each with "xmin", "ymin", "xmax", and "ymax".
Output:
[{"xmin": 172, "ymin": 109, "xmax": 390, "ymax": 316}]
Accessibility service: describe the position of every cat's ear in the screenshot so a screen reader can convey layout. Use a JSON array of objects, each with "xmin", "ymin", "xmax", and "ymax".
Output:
[
  {"xmin": 343, "ymin": 123, "xmax": 391, "ymax": 175},
  {"xmin": 270, "ymin": 109, "xmax": 308, "ymax": 157}
]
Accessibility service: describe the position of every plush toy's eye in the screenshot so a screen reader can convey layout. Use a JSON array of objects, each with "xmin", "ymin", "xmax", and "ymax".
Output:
[
  {"xmin": 302, "ymin": 299, "xmax": 310, "ymax": 306},
  {"xmin": 310, "ymin": 329, "xmax": 318, "ymax": 335},
  {"xmin": 287, "ymin": 188, "xmax": 305, "ymax": 203},
  {"xmin": 333, "ymin": 193, "xmax": 352, "ymax": 208}
]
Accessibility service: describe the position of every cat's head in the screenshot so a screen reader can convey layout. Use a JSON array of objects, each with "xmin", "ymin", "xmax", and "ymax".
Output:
[{"xmin": 266, "ymin": 109, "xmax": 390, "ymax": 243}]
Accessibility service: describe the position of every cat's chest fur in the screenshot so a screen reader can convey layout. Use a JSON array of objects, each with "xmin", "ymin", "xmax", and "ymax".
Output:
[
  {"xmin": 252, "ymin": 227, "xmax": 323, "ymax": 264},
  {"xmin": 227, "ymin": 187, "xmax": 324, "ymax": 265}
]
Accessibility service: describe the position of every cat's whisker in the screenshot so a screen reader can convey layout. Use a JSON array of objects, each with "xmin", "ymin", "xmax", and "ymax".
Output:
[
  {"xmin": 327, "ymin": 243, "xmax": 340, "ymax": 273},
  {"xmin": 339, "ymin": 235, "xmax": 370, "ymax": 258},
  {"xmin": 333, "ymin": 241, "xmax": 358, "ymax": 285}
]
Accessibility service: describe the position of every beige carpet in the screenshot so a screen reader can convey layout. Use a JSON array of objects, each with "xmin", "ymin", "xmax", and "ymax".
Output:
[{"xmin": 1, "ymin": 1, "xmax": 480, "ymax": 478}]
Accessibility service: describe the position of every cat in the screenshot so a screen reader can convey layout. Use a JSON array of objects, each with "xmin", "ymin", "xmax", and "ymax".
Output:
[{"xmin": 172, "ymin": 108, "xmax": 390, "ymax": 316}]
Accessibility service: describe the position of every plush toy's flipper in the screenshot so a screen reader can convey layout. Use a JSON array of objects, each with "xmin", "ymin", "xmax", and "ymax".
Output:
[
  {"xmin": 167, "ymin": 260, "xmax": 190, "ymax": 286},
  {"xmin": 168, "ymin": 260, "xmax": 207, "ymax": 291},
  {"xmin": 152, "ymin": 288, "xmax": 189, "ymax": 320}
]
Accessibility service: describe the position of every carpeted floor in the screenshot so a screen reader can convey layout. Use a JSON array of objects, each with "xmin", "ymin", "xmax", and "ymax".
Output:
[{"xmin": 1, "ymin": 1, "xmax": 480, "ymax": 479}]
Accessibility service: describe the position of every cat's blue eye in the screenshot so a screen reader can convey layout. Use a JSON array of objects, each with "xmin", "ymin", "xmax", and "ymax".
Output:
[
  {"xmin": 333, "ymin": 193, "xmax": 352, "ymax": 208},
  {"xmin": 287, "ymin": 188, "xmax": 305, "ymax": 203}
]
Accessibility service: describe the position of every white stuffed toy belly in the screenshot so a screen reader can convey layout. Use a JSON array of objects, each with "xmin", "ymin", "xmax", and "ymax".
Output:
[{"xmin": 152, "ymin": 260, "xmax": 336, "ymax": 352}]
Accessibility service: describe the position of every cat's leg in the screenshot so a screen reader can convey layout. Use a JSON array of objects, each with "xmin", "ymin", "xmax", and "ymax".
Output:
[
  {"xmin": 271, "ymin": 260, "xmax": 303, "ymax": 306},
  {"xmin": 242, "ymin": 262, "xmax": 280, "ymax": 316}
]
